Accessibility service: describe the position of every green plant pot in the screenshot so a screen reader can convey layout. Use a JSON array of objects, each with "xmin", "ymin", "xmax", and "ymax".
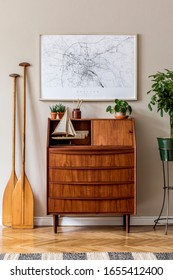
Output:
[{"xmin": 157, "ymin": 137, "xmax": 173, "ymax": 161}]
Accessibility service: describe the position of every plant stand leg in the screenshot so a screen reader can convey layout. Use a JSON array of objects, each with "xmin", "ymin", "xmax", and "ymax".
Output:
[
  {"xmin": 165, "ymin": 186, "xmax": 169, "ymax": 235},
  {"xmin": 164, "ymin": 161, "xmax": 169, "ymax": 235},
  {"xmin": 153, "ymin": 188, "xmax": 166, "ymax": 230},
  {"xmin": 154, "ymin": 161, "xmax": 171, "ymax": 235}
]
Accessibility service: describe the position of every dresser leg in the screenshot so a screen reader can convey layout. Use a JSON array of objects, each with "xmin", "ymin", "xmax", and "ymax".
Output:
[
  {"xmin": 123, "ymin": 215, "xmax": 126, "ymax": 229},
  {"xmin": 126, "ymin": 214, "xmax": 130, "ymax": 233},
  {"xmin": 123, "ymin": 214, "xmax": 130, "ymax": 233},
  {"xmin": 53, "ymin": 215, "xmax": 59, "ymax": 233}
]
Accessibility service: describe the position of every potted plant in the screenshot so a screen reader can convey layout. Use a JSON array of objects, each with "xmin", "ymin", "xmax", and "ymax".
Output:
[
  {"xmin": 49, "ymin": 105, "xmax": 58, "ymax": 120},
  {"xmin": 106, "ymin": 99, "xmax": 132, "ymax": 119},
  {"xmin": 56, "ymin": 103, "xmax": 66, "ymax": 119},
  {"xmin": 147, "ymin": 68, "xmax": 173, "ymax": 161}
]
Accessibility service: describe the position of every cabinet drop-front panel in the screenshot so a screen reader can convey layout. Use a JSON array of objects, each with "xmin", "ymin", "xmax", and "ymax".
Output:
[{"xmin": 47, "ymin": 118, "xmax": 136, "ymax": 233}]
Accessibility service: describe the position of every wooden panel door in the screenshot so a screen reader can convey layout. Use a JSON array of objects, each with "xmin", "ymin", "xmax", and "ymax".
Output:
[{"xmin": 92, "ymin": 119, "xmax": 134, "ymax": 146}]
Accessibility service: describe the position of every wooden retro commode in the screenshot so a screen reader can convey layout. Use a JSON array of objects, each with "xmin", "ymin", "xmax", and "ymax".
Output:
[{"xmin": 47, "ymin": 118, "xmax": 136, "ymax": 233}]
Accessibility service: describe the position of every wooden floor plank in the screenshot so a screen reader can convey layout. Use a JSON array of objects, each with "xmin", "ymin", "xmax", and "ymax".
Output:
[{"xmin": 0, "ymin": 225, "xmax": 173, "ymax": 253}]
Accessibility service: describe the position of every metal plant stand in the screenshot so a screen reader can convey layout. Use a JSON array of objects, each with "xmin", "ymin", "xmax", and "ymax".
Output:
[{"xmin": 153, "ymin": 160, "xmax": 173, "ymax": 234}]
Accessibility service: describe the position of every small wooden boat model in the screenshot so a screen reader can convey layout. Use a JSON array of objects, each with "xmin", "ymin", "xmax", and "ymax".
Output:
[{"xmin": 51, "ymin": 108, "xmax": 89, "ymax": 140}]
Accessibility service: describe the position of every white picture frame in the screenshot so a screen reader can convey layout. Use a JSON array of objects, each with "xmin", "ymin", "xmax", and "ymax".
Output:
[{"xmin": 40, "ymin": 34, "xmax": 137, "ymax": 101}]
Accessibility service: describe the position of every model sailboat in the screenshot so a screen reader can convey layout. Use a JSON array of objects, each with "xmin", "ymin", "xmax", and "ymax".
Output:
[{"xmin": 51, "ymin": 108, "xmax": 89, "ymax": 140}]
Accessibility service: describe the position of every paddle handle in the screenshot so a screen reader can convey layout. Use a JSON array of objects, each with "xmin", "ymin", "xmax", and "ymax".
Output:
[
  {"xmin": 19, "ymin": 63, "xmax": 30, "ymax": 225},
  {"xmin": 9, "ymin": 74, "xmax": 20, "ymax": 172},
  {"xmin": 19, "ymin": 63, "xmax": 30, "ymax": 175}
]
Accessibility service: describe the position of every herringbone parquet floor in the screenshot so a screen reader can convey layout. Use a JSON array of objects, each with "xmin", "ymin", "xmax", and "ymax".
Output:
[{"xmin": 1, "ymin": 225, "xmax": 173, "ymax": 253}]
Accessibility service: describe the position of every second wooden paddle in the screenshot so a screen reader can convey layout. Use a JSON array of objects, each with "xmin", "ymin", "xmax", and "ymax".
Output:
[
  {"xmin": 2, "ymin": 74, "xmax": 20, "ymax": 226},
  {"xmin": 12, "ymin": 62, "xmax": 34, "ymax": 229}
]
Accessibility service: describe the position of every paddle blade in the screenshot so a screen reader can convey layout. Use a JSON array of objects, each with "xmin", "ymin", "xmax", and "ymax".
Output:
[
  {"xmin": 12, "ymin": 175, "xmax": 34, "ymax": 229},
  {"xmin": 2, "ymin": 172, "xmax": 17, "ymax": 226}
]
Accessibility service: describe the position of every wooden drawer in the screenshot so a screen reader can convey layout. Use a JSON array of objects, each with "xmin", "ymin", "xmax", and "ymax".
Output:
[
  {"xmin": 48, "ymin": 168, "xmax": 134, "ymax": 182},
  {"xmin": 48, "ymin": 198, "xmax": 134, "ymax": 213},
  {"xmin": 48, "ymin": 152, "xmax": 134, "ymax": 168},
  {"xmin": 49, "ymin": 183, "xmax": 134, "ymax": 199}
]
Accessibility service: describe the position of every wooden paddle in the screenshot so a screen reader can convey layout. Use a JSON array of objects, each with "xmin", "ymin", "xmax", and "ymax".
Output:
[
  {"xmin": 12, "ymin": 62, "xmax": 34, "ymax": 229},
  {"xmin": 2, "ymin": 74, "xmax": 20, "ymax": 227}
]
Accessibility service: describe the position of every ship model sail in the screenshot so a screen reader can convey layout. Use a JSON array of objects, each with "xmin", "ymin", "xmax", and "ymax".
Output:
[{"xmin": 51, "ymin": 108, "xmax": 89, "ymax": 140}]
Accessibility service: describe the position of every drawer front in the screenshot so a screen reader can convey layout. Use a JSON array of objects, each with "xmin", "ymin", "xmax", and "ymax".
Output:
[
  {"xmin": 48, "ymin": 168, "xmax": 134, "ymax": 182},
  {"xmin": 48, "ymin": 198, "xmax": 134, "ymax": 213},
  {"xmin": 48, "ymin": 152, "xmax": 134, "ymax": 168},
  {"xmin": 49, "ymin": 183, "xmax": 134, "ymax": 199}
]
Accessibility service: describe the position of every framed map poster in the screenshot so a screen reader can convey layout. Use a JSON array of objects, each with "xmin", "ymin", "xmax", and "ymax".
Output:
[{"xmin": 40, "ymin": 34, "xmax": 137, "ymax": 101}]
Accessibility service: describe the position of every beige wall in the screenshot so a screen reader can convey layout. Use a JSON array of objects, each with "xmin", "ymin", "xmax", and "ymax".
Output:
[{"xmin": 0, "ymin": 0, "xmax": 173, "ymax": 221}]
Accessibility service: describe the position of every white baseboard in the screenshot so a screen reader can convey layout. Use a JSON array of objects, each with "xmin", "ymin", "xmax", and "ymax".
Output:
[
  {"xmin": 34, "ymin": 216, "xmax": 159, "ymax": 226},
  {"xmin": 0, "ymin": 215, "xmax": 167, "ymax": 227}
]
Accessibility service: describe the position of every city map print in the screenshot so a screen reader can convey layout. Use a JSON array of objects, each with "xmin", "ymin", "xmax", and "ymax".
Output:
[{"xmin": 40, "ymin": 35, "xmax": 137, "ymax": 100}]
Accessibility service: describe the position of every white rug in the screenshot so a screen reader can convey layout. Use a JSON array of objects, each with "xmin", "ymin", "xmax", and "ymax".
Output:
[{"xmin": 0, "ymin": 252, "xmax": 173, "ymax": 260}]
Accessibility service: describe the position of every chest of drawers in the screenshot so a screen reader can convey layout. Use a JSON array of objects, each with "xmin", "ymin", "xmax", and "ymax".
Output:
[{"xmin": 47, "ymin": 118, "xmax": 136, "ymax": 233}]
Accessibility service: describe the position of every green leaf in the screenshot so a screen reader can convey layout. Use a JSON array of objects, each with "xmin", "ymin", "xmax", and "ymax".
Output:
[{"xmin": 148, "ymin": 103, "xmax": 153, "ymax": 111}]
